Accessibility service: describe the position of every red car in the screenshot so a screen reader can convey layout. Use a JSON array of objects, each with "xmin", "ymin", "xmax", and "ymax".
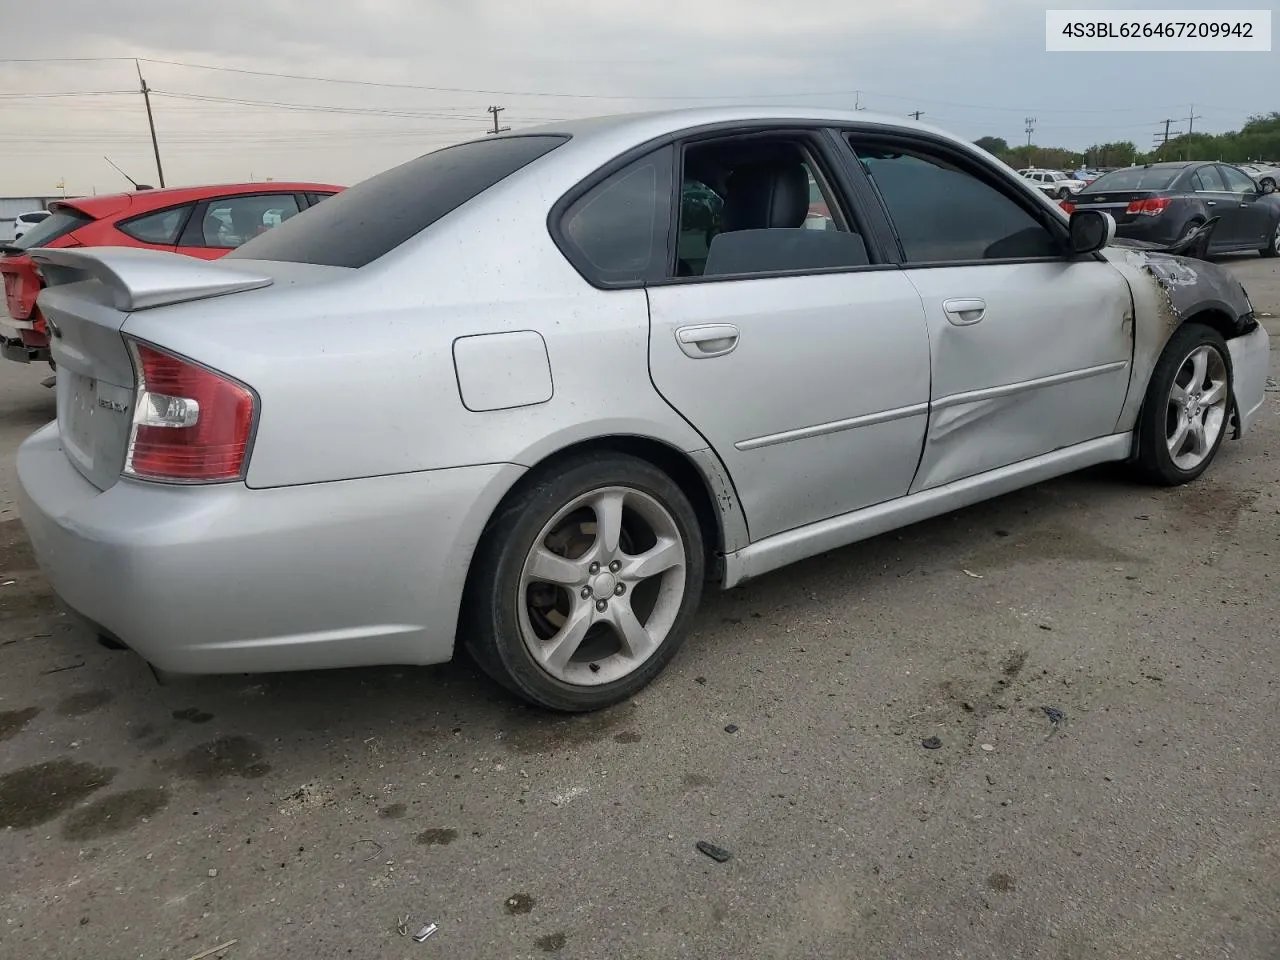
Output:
[{"xmin": 1, "ymin": 181, "xmax": 342, "ymax": 365}]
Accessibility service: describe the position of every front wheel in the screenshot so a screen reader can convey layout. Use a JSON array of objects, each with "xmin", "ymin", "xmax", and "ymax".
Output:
[
  {"xmin": 464, "ymin": 453, "xmax": 705, "ymax": 712},
  {"xmin": 1134, "ymin": 323, "xmax": 1233, "ymax": 486},
  {"xmin": 1056, "ymin": 187, "xmax": 1070, "ymax": 200}
]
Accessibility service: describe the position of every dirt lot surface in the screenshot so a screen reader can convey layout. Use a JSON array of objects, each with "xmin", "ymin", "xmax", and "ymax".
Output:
[{"xmin": 1, "ymin": 257, "xmax": 1277, "ymax": 960}]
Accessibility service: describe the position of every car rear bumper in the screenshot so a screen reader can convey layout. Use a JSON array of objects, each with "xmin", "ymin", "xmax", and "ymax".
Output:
[
  {"xmin": 1229, "ymin": 323, "xmax": 1271, "ymax": 437},
  {"xmin": 17, "ymin": 421, "xmax": 523, "ymax": 674}
]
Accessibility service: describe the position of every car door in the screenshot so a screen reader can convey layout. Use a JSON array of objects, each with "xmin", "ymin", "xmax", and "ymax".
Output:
[
  {"xmin": 176, "ymin": 192, "xmax": 303, "ymax": 260},
  {"xmin": 641, "ymin": 128, "xmax": 932, "ymax": 541},
  {"xmin": 841, "ymin": 131, "xmax": 1133, "ymax": 493},
  {"xmin": 1217, "ymin": 164, "xmax": 1273, "ymax": 249}
]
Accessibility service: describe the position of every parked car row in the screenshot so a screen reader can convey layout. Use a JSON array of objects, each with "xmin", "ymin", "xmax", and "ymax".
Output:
[
  {"xmin": 1060, "ymin": 160, "xmax": 1280, "ymax": 259},
  {"xmin": 0, "ymin": 182, "xmax": 341, "ymax": 366}
]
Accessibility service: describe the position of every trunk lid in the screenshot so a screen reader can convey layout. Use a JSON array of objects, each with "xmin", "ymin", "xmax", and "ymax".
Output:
[{"xmin": 29, "ymin": 246, "xmax": 274, "ymax": 491}]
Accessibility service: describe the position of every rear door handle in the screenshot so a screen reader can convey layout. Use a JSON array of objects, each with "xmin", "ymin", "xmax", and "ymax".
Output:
[
  {"xmin": 942, "ymin": 298, "xmax": 986, "ymax": 326},
  {"xmin": 1205, "ymin": 200, "xmax": 1217, "ymax": 206},
  {"xmin": 675, "ymin": 323, "xmax": 739, "ymax": 358}
]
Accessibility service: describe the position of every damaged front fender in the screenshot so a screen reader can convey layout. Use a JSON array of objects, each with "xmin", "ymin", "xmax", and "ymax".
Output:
[{"xmin": 1102, "ymin": 243, "xmax": 1259, "ymax": 441}]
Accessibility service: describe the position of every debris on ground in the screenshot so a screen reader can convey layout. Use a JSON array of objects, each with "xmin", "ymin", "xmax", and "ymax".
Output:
[
  {"xmin": 921, "ymin": 736, "xmax": 943, "ymax": 750},
  {"xmin": 695, "ymin": 841, "xmax": 732, "ymax": 863},
  {"xmin": 694, "ymin": 676, "xmax": 708, "ymax": 686},
  {"xmin": 980, "ymin": 744, "xmax": 995, "ymax": 752},
  {"xmin": 412, "ymin": 923, "xmax": 439, "ymax": 943},
  {"xmin": 1042, "ymin": 706, "xmax": 1066, "ymax": 725},
  {"xmin": 962, "ymin": 569, "xmax": 984, "ymax": 579},
  {"xmin": 183, "ymin": 940, "xmax": 238, "ymax": 960},
  {"xmin": 724, "ymin": 724, "xmax": 739, "ymax": 734}
]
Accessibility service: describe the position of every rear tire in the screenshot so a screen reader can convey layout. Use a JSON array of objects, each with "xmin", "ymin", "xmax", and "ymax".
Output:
[
  {"xmin": 463, "ymin": 453, "xmax": 705, "ymax": 712},
  {"xmin": 1134, "ymin": 323, "xmax": 1233, "ymax": 486}
]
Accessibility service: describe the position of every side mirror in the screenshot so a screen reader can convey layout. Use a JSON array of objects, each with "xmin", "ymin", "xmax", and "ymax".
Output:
[{"xmin": 1068, "ymin": 209, "xmax": 1115, "ymax": 255}]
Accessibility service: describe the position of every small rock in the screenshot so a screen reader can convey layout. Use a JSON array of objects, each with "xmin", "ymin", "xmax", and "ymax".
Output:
[
  {"xmin": 981, "ymin": 744, "xmax": 995, "ymax": 752},
  {"xmin": 207, "ymin": 868, "xmax": 218, "ymax": 878},
  {"xmin": 724, "ymin": 724, "xmax": 739, "ymax": 734},
  {"xmin": 694, "ymin": 677, "xmax": 708, "ymax": 686},
  {"xmin": 695, "ymin": 841, "xmax": 732, "ymax": 863},
  {"xmin": 1042, "ymin": 706, "xmax": 1066, "ymax": 725},
  {"xmin": 921, "ymin": 736, "xmax": 943, "ymax": 750}
]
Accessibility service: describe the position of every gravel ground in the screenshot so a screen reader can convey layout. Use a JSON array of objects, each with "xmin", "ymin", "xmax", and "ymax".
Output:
[{"xmin": 0, "ymin": 257, "xmax": 1277, "ymax": 960}]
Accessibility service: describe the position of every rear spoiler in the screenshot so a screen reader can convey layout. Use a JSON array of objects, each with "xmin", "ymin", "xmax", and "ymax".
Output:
[{"xmin": 28, "ymin": 245, "xmax": 273, "ymax": 312}]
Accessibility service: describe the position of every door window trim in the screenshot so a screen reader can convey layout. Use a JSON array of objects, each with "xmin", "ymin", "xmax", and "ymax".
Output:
[{"xmin": 834, "ymin": 127, "xmax": 1085, "ymax": 268}]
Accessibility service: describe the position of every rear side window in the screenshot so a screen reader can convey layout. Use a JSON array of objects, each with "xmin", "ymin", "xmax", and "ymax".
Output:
[
  {"xmin": 10, "ymin": 208, "xmax": 92, "ymax": 250},
  {"xmin": 557, "ymin": 145, "xmax": 673, "ymax": 285},
  {"xmin": 1193, "ymin": 166, "xmax": 1226, "ymax": 191},
  {"xmin": 118, "ymin": 205, "xmax": 193, "ymax": 245},
  {"xmin": 1087, "ymin": 168, "xmax": 1180, "ymax": 191},
  {"xmin": 230, "ymin": 135, "xmax": 569, "ymax": 268}
]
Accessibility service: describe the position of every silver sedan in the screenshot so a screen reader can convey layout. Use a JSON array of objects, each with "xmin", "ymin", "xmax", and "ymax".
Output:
[{"xmin": 17, "ymin": 107, "xmax": 1272, "ymax": 712}]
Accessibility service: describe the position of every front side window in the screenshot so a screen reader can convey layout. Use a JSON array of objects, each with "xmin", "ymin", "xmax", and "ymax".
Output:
[
  {"xmin": 558, "ymin": 145, "xmax": 673, "ymax": 285},
  {"xmin": 118, "ymin": 205, "xmax": 192, "ymax": 245},
  {"xmin": 673, "ymin": 135, "xmax": 870, "ymax": 279},
  {"xmin": 851, "ymin": 139, "xmax": 1060, "ymax": 263},
  {"xmin": 200, "ymin": 194, "xmax": 301, "ymax": 248},
  {"xmin": 1218, "ymin": 165, "xmax": 1257, "ymax": 194}
]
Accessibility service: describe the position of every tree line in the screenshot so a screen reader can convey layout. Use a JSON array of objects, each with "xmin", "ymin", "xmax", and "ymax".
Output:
[{"xmin": 972, "ymin": 112, "xmax": 1280, "ymax": 170}]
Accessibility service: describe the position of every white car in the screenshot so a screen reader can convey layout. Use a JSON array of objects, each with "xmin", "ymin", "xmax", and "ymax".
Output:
[
  {"xmin": 8, "ymin": 210, "xmax": 50, "ymax": 243},
  {"xmin": 1237, "ymin": 163, "xmax": 1278, "ymax": 192},
  {"xmin": 1018, "ymin": 169, "xmax": 1087, "ymax": 200}
]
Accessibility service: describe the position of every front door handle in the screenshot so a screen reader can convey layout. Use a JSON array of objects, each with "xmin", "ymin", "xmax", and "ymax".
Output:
[
  {"xmin": 676, "ymin": 323, "xmax": 739, "ymax": 358},
  {"xmin": 942, "ymin": 298, "xmax": 986, "ymax": 326},
  {"xmin": 1205, "ymin": 200, "xmax": 1217, "ymax": 206}
]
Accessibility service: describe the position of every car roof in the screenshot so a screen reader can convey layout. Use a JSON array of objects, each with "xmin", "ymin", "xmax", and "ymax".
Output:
[
  {"xmin": 53, "ymin": 181, "xmax": 344, "ymax": 221},
  {"xmin": 511, "ymin": 106, "xmax": 969, "ymax": 162}
]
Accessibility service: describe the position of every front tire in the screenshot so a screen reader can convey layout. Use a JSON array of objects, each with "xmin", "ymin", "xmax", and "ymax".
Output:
[
  {"xmin": 463, "ymin": 453, "xmax": 705, "ymax": 712},
  {"xmin": 1134, "ymin": 323, "xmax": 1233, "ymax": 486}
]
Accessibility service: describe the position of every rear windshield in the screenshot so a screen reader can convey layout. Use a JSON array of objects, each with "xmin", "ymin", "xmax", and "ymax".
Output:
[
  {"xmin": 1084, "ymin": 168, "xmax": 1181, "ymax": 192},
  {"xmin": 228, "ymin": 134, "xmax": 569, "ymax": 268},
  {"xmin": 9, "ymin": 208, "xmax": 92, "ymax": 250}
]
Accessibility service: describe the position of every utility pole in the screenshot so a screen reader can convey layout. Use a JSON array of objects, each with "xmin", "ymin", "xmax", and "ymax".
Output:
[
  {"xmin": 854, "ymin": 91, "xmax": 866, "ymax": 111},
  {"xmin": 486, "ymin": 105, "xmax": 510, "ymax": 135},
  {"xmin": 908, "ymin": 110, "xmax": 924, "ymax": 120},
  {"xmin": 1024, "ymin": 116, "xmax": 1036, "ymax": 147},
  {"xmin": 1185, "ymin": 104, "xmax": 1202, "ymax": 135},
  {"xmin": 135, "ymin": 60, "xmax": 165, "ymax": 188},
  {"xmin": 1153, "ymin": 118, "xmax": 1182, "ymax": 152}
]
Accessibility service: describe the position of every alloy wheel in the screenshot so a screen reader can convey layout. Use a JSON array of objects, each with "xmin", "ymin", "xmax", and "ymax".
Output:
[
  {"xmin": 517, "ymin": 486, "xmax": 687, "ymax": 686},
  {"xmin": 1165, "ymin": 343, "xmax": 1229, "ymax": 471}
]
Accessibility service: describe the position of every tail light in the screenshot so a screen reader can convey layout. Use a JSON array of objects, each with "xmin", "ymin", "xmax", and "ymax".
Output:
[
  {"xmin": 1060, "ymin": 200, "xmax": 1076, "ymax": 214},
  {"xmin": 1125, "ymin": 197, "xmax": 1171, "ymax": 216},
  {"xmin": 124, "ymin": 340, "xmax": 257, "ymax": 482}
]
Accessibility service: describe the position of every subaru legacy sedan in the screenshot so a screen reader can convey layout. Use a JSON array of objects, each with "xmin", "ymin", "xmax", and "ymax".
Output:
[{"xmin": 17, "ymin": 108, "xmax": 1271, "ymax": 712}]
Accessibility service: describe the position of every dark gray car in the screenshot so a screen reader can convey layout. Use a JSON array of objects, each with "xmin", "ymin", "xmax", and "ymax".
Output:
[{"xmin": 1070, "ymin": 161, "xmax": 1280, "ymax": 258}]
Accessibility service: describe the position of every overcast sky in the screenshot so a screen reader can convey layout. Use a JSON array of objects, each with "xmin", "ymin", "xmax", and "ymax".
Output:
[{"xmin": 0, "ymin": 0, "xmax": 1271, "ymax": 196}]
